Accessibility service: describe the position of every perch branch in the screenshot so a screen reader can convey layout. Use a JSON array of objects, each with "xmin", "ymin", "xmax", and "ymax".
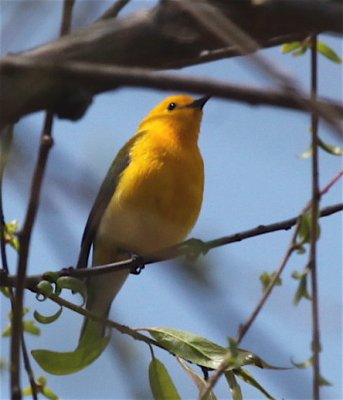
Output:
[
  {"xmin": 0, "ymin": 57, "xmax": 342, "ymax": 130},
  {"xmin": 1, "ymin": 202, "xmax": 341, "ymax": 289},
  {"xmin": 0, "ymin": 0, "xmax": 342, "ymax": 127}
]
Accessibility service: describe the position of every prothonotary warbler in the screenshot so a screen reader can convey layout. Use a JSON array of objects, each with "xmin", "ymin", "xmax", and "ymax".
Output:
[{"xmin": 32, "ymin": 94, "xmax": 209, "ymax": 375}]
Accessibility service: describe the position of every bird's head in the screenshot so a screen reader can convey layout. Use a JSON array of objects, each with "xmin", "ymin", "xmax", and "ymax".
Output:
[{"xmin": 139, "ymin": 94, "xmax": 210, "ymax": 145}]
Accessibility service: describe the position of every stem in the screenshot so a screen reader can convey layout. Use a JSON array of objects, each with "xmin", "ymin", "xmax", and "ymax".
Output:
[
  {"xmin": 236, "ymin": 224, "xmax": 300, "ymax": 344},
  {"xmin": 10, "ymin": 113, "xmax": 53, "ymax": 400},
  {"xmin": 310, "ymin": 35, "xmax": 321, "ymax": 400},
  {"xmin": 0, "ymin": 125, "xmax": 12, "ymax": 274},
  {"xmin": 1, "ymin": 203, "xmax": 342, "ymax": 290},
  {"xmin": 9, "ymin": 2, "xmax": 75, "ymax": 397},
  {"xmin": 97, "ymin": 0, "xmax": 131, "ymax": 21}
]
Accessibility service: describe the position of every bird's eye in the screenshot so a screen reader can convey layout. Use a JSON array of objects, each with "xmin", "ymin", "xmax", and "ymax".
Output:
[{"xmin": 167, "ymin": 102, "xmax": 176, "ymax": 111}]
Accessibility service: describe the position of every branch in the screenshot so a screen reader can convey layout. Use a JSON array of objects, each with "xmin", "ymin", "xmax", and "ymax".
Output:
[
  {"xmin": 9, "ymin": 2, "xmax": 74, "ymax": 398},
  {"xmin": 0, "ymin": 57, "xmax": 342, "ymax": 130},
  {"xmin": 309, "ymin": 36, "xmax": 321, "ymax": 400},
  {"xmin": 0, "ymin": 0, "xmax": 342, "ymax": 127},
  {"xmin": 97, "ymin": 0, "xmax": 131, "ymax": 21},
  {"xmin": 176, "ymin": 0, "xmax": 343, "ymax": 136},
  {"xmin": 46, "ymin": 293, "xmax": 162, "ymax": 350},
  {"xmin": 199, "ymin": 221, "xmax": 301, "ymax": 400},
  {"xmin": 1, "ymin": 203, "xmax": 341, "ymax": 289}
]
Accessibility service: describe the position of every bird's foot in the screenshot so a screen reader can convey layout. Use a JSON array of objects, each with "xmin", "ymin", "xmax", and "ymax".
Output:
[{"xmin": 129, "ymin": 253, "xmax": 145, "ymax": 275}]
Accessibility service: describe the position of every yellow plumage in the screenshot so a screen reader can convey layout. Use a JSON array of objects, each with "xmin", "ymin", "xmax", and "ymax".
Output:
[
  {"xmin": 84, "ymin": 94, "xmax": 208, "ymax": 344},
  {"xmin": 32, "ymin": 94, "xmax": 209, "ymax": 374},
  {"xmin": 96, "ymin": 95, "xmax": 205, "ymax": 259}
]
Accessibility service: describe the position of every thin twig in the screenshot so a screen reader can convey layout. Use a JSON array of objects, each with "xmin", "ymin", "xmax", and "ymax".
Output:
[
  {"xmin": 237, "ymin": 226, "xmax": 301, "ymax": 345},
  {"xmin": 21, "ymin": 334, "xmax": 38, "ymax": 400},
  {"xmin": 0, "ymin": 125, "xmax": 12, "ymax": 275},
  {"xmin": 175, "ymin": 0, "xmax": 343, "ymax": 137},
  {"xmin": 10, "ymin": 108, "xmax": 54, "ymax": 400},
  {"xmin": 60, "ymin": 0, "xmax": 75, "ymax": 36},
  {"xmin": 309, "ymin": 35, "xmax": 321, "ymax": 400},
  {"xmin": 46, "ymin": 293, "xmax": 162, "ymax": 350},
  {"xmin": 199, "ymin": 223, "xmax": 302, "ymax": 400},
  {"xmin": 319, "ymin": 168, "xmax": 343, "ymax": 196},
  {"xmin": 1, "ymin": 202, "xmax": 341, "ymax": 290},
  {"xmin": 9, "ymin": 0, "xmax": 77, "ymax": 394},
  {"xmin": 1, "ymin": 57, "xmax": 342, "ymax": 124},
  {"xmin": 97, "ymin": 0, "xmax": 130, "ymax": 21},
  {"xmin": 0, "ymin": 128, "xmax": 39, "ymax": 399},
  {"xmin": 199, "ymin": 177, "xmax": 342, "ymax": 398}
]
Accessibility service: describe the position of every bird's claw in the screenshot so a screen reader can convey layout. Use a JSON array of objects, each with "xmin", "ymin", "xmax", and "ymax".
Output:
[{"xmin": 129, "ymin": 254, "xmax": 145, "ymax": 275}]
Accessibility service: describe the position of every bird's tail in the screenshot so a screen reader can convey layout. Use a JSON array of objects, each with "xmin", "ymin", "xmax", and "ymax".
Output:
[
  {"xmin": 31, "ymin": 269, "xmax": 129, "ymax": 375},
  {"xmin": 79, "ymin": 269, "xmax": 129, "ymax": 346}
]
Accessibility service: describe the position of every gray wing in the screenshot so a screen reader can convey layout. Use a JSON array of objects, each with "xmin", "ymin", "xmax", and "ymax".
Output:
[{"xmin": 76, "ymin": 137, "xmax": 135, "ymax": 269}]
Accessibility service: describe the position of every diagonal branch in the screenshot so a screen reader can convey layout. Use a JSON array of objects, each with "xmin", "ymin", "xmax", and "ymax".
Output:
[
  {"xmin": 1, "ymin": 202, "xmax": 341, "ymax": 290},
  {"xmin": 176, "ymin": 0, "xmax": 343, "ymax": 136},
  {"xmin": 0, "ymin": 57, "xmax": 342, "ymax": 130},
  {"xmin": 9, "ymin": 2, "xmax": 75, "ymax": 398},
  {"xmin": 309, "ymin": 35, "xmax": 321, "ymax": 400},
  {"xmin": 0, "ymin": 0, "xmax": 342, "ymax": 127}
]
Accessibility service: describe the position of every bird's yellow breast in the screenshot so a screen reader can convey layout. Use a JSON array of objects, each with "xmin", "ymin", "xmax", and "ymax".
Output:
[{"xmin": 96, "ymin": 129, "xmax": 204, "ymax": 259}]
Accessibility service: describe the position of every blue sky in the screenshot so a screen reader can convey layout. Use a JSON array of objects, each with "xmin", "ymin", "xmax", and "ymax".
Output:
[{"xmin": 1, "ymin": 1, "xmax": 342, "ymax": 399}]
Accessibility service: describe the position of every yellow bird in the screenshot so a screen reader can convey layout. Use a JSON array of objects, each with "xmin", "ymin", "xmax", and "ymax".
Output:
[{"xmin": 32, "ymin": 94, "xmax": 209, "ymax": 375}]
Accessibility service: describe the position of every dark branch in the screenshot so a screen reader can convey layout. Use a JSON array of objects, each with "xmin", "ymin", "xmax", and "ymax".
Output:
[
  {"xmin": 9, "ymin": 2, "xmax": 74, "ymax": 398},
  {"xmin": 0, "ymin": 0, "xmax": 342, "ymax": 127},
  {"xmin": 1, "ymin": 203, "xmax": 341, "ymax": 290},
  {"xmin": 0, "ymin": 58, "xmax": 342, "ymax": 130}
]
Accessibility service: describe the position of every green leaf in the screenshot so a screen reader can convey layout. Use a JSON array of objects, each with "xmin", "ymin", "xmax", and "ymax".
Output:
[
  {"xmin": 36, "ymin": 280, "xmax": 54, "ymax": 298},
  {"xmin": 37, "ymin": 376, "xmax": 47, "ymax": 386},
  {"xmin": 281, "ymin": 42, "xmax": 302, "ymax": 54},
  {"xmin": 225, "ymin": 371, "xmax": 243, "ymax": 400},
  {"xmin": 297, "ymin": 212, "xmax": 321, "ymax": 248},
  {"xmin": 259, "ymin": 271, "xmax": 282, "ymax": 293},
  {"xmin": 300, "ymin": 139, "xmax": 343, "ymax": 159},
  {"xmin": 297, "ymin": 213, "xmax": 311, "ymax": 245},
  {"xmin": 318, "ymin": 138, "xmax": 343, "ymax": 156},
  {"xmin": 183, "ymin": 238, "xmax": 209, "ymax": 261},
  {"xmin": 23, "ymin": 320, "xmax": 41, "ymax": 335},
  {"xmin": 317, "ymin": 41, "xmax": 342, "ymax": 64},
  {"xmin": 292, "ymin": 46, "xmax": 308, "ymax": 57},
  {"xmin": 0, "ymin": 287, "xmax": 12, "ymax": 298},
  {"xmin": 292, "ymin": 356, "xmax": 313, "ymax": 369},
  {"xmin": 319, "ymin": 375, "xmax": 332, "ymax": 387},
  {"xmin": 143, "ymin": 328, "xmax": 283, "ymax": 371},
  {"xmin": 2, "ymin": 220, "xmax": 20, "ymax": 251},
  {"xmin": 149, "ymin": 357, "xmax": 181, "ymax": 400},
  {"xmin": 3, "ymin": 320, "xmax": 41, "ymax": 336},
  {"xmin": 22, "ymin": 376, "xmax": 60, "ymax": 400},
  {"xmin": 31, "ymin": 336, "xmax": 110, "ymax": 375},
  {"xmin": 34, "ymin": 307, "xmax": 63, "ymax": 324},
  {"xmin": 292, "ymin": 268, "xmax": 312, "ymax": 305},
  {"xmin": 22, "ymin": 387, "xmax": 33, "ymax": 397},
  {"xmin": 294, "ymin": 275, "xmax": 312, "ymax": 305},
  {"xmin": 41, "ymin": 386, "xmax": 60, "ymax": 400},
  {"xmin": 2, "ymin": 324, "xmax": 11, "ymax": 337},
  {"xmin": 56, "ymin": 277, "xmax": 87, "ymax": 305},
  {"xmin": 177, "ymin": 357, "xmax": 217, "ymax": 400},
  {"xmin": 43, "ymin": 271, "xmax": 59, "ymax": 283},
  {"xmin": 281, "ymin": 39, "xmax": 311, "ymax": 57},
  {"xmin": 292, "ymin": 355, "xmax": 331, "ymax": 385},
  {"xmin": 299, "ymin": 145, "xmax": 313, "ymax": 160},
  {"xmin": 145, "ymin": 327, "xmax": 229, "ymax": 369},
  {"xmin": 235, "ymin": 368, "xmax": 276, "ymax": 400}
]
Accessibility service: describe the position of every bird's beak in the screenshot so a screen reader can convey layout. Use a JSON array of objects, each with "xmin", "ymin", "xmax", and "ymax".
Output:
[{"xmin": 186, "ymin": 96, "xmax": 211, "ymax": 110}]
